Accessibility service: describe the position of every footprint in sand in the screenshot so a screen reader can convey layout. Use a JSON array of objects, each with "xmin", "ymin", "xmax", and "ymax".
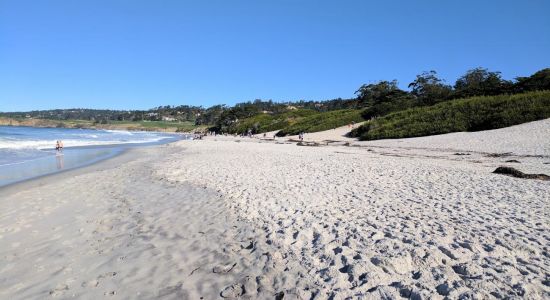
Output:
[
  {"xmin": 213, "ymin": 263, "xmax": 237, "ymax": 274},
  {"xmin": 49, "ymin": 283, "xmax": 69, "ymax": 297},
  {"xmin": 220, "ymin": 284, "xmax": 244, "ymax": 298},
  {"xmin": 80, "ymin": 271, "xmax": 117, "ymax": 289},
  {"xmin": 81, "ymin": 280, "xmax": 99, "ymax": 288},
  {"xmin": 98, "ymin": 271, "xmax": 117, "ymax": 279}
]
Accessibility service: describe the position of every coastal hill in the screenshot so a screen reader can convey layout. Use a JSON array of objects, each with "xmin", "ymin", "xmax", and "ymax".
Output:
[
  {"xmin": 0, "ymin": 116, "xmax": 198, "ymax": 133},
  {"xmin": 2, "ymin": 67, "xmax": 549, "ymax": 138}
]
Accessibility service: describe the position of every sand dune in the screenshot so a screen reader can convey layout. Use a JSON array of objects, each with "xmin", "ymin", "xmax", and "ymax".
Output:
[
  {"xmin": 1, "ymin": 120, "xmax": 549, "ymax": 299},
  {"xmin": 358, "ymin": 119, "xmax": 550, "ymax": 157}
]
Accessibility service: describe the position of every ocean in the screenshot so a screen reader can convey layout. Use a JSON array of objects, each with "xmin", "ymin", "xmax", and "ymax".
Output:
[{"xmin": 0, "ymin": 126, "xmax": 182, "ymax": 186}]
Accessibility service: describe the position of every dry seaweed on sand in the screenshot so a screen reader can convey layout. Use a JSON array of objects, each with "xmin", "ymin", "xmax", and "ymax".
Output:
[
  {"xmin": 296, "ymin": 141, "xmax": 322, "ymax": 147},
  {"xmin": 493, "ymin": 166, "xmax": 550, "ymax": 181}
]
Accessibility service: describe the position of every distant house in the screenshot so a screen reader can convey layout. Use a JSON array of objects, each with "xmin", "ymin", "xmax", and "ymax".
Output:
[{"xmin": 162, "ymin": 116, "xmax": 176, "ymax": 122}]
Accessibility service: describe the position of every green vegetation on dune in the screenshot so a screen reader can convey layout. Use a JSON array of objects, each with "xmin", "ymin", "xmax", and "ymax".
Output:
[
  {"xmin": 276, "ymin": 109, "xmax": 365, "ymax": 136},
  {"xmin": 221, "ymin": 109, "xmax": 365, "ymax": 136},
  {"xmin": 226, "ymin": 109, "xmax": 317, "ymax": 134},
  {"xmin": 350, "ymin": 90, "xmax": 550, "ymax": 141}
]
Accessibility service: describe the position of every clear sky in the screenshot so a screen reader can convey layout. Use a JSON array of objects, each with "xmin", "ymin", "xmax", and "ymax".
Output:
[{"xmin": 1, "ymin": 0, "xmax": 549, "ymax": 112}]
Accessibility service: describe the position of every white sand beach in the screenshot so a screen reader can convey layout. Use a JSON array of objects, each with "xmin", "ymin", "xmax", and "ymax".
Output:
[{"xmin": 1, "ymin": 120, "xmax": 549, "ymax": 299}]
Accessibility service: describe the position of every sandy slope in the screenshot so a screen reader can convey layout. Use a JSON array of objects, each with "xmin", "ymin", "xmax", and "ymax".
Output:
[
  {"xmin": 358, "ymin": 119, "xmax": 550, "ymax": 157},
  {"xmin": 1, "ymin": 120, "xmax": 549, "ymax": 299},
  {"xmin": 286, "ymin": 122, "xmax": 364, "ymax": 142},
  {"xmin": 159, "ymin": 120, "xmax": 550, "ymax": 298},
  {"xmin": 273, "ymin": 119, "xmax": 549, "ymax": 156},
  {"xmin": 253, "ymin": 122, "xmax": 364, "ymax": 143}
]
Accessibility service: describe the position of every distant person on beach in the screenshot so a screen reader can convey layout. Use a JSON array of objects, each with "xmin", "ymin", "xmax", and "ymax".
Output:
[{"xmin": 55, "ymin": 140, "xmax": 64, "ymax": 152}]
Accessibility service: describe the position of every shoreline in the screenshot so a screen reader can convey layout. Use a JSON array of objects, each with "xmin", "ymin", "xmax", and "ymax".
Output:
[
  {"xmin": 0, "ymin": 130, "xmax": 186, "ymax": 188},
  {"xmin": 0, "ymin": 142, "xmax": 317, "ymax": 299},
  {"xmin": 0, "ymin": 147, "xmax": 134, "ymax": 196}
]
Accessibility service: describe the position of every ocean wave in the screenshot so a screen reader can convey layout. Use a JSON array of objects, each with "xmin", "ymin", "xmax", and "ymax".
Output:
[
  {"xmin": 67, "ymin": 133, "xmax": 99, "ymax": 139},
  {"xmin": 0, "ymin": 136, "xmax": 170, "ymax": 150},
  {"xmin": 101, "ymin": 129, "xmax": 135, "ymax": 135}
]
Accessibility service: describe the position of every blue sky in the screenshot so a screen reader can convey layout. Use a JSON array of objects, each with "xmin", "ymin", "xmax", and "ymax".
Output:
[{"xmin": 1, "ymin": 0, "xmax": 549, "ymax": 111}]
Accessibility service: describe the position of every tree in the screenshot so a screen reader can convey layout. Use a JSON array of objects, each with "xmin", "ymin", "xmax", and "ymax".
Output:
[
  {"xmin": 454, "ymin": 67, "xmax": 512, "ymax": 98},
  {"xmin": 355, "ymin": 80, "xmax": 408, "ymax": 107},
  {"xmin": 195, "ymin": 105, "xmax": 225, "ymax": 125},
  {"xmin": 514, "ymin": 68, "xmax": 550, "ymax": 92},
  {"xmin": 408, "ymin": 71, "xmax": 452, "ymax": 105}
]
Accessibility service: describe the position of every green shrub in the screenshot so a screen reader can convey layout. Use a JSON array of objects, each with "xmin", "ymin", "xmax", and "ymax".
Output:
[
  {"xmin": 276, "ymin": 109, "xmax": 365, "ymax": 136},
  {"xmin": 361, "ymin": 98, "xmax": 416, "ymax": 119},
  {"xmin": 351, "ymin": 91, "xmax": 550, "ymax": 140},
  {"xmin": 227, "ymin": 109, "xmax": 317, "ymax": 134}
]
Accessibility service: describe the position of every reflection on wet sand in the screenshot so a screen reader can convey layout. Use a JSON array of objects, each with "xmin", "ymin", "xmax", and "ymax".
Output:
[
  {"xmin": 0, "ymin": 148, "xmax": 118, "ymax": 187},
  {"xmin": 56, "ymin": 154, "xmax": 64, "ymax": 170}
]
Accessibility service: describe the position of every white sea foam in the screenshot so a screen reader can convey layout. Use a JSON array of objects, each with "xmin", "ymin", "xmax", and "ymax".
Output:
[
  {"xmin": 67, "ymin": 133, "xmax": 99, "ymax": 139},
  {"xmin": 102, "ymin": 129, "xmax": 135, "ymax": 135},
  {"xmin": 0, "ymin": 136, "xmax": 169, "ymax": 150}
]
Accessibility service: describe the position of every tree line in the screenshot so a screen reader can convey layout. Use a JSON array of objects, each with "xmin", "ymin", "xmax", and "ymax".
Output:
[
  {"xmin": 354, "ymin": 67, "xmax": 549, "ymax": 120},
  {"xmin": 1, "ymin": 67, "xmax": 548, "ymax": 128}
]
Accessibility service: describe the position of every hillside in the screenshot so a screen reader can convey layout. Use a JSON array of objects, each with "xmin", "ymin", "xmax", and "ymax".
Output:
[{"xmin": 350, "ymin": 90, "xmax": 550, "ymax": 140}]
